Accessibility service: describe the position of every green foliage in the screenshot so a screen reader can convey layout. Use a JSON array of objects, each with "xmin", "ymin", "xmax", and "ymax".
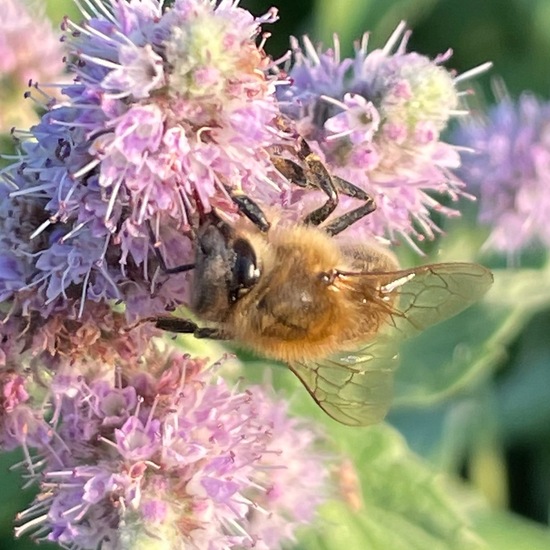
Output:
[
  {"xmin": 394, "ymin": 262, "xmax": 550, "ymax": 406},
  {"xmin": 275, "ymin": 380, "xmax": 550, "ymax": 550}
]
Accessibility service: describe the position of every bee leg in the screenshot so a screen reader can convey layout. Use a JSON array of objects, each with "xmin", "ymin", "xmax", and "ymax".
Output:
[
  {"xmin": 154, "ymin": 317, "xmax": 199, "ymax": 332},
  {"xmin": 147, "ymin": 222, "xmax": 195, "ymax": 274},
  {"xmin": 272, "ymin": 137, "xmax": 376, "ymax": 230},
  {"xmin": 153, "ymin": 317, "xmax": 228, "ymax": 340},
  {"xmin": 323, "ymin": 178, "xmax": 377, "ymax": 236},
  {"xmin": 271, "ymin": 145, "xmax": 338, "ymax": 226},
  {"xmin": 301, "ymin": 153, "xmax": 339, "ymax": 225},
  {"xmin": 228, "ymin": 190, "xmax": 271, "ymax": 232},
  {"xmin": 194, "ymin": 327, "xmax": 227, "ymax": 339}
]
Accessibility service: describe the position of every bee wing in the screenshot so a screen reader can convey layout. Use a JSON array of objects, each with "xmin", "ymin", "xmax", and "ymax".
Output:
[
  {"xmin": 289, "ymin": 262, "xmax": 493, "ymax": 426},
  {"xmin": 369, "ymin": 262, "xmax": 494, "ymax": 340},
  {"xmin": 289, "ymin": 339, "xmax": 399, "ymax": 426}
]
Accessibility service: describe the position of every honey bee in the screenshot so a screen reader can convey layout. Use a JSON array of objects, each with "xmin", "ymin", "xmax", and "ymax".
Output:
[{"xmin": 148, "ymin": 139, "xmax": 493, "ymax": 426}]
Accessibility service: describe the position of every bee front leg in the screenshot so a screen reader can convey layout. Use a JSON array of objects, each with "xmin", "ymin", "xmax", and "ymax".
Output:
[
  {"xmin": 147, "ymin": 223, "xmax": 196, "ymax": 274},
  {"xmin": 323, "ymin": 178, "xmax": 376, "ymax": 236},
  {"xmin": 154, "ymin": 317, "xmax": 228, "ymax": 340},
  {"xmin": 301, "ymin": 155, "xmax": 339, "ymax": 226},
  {"xmin": 154, "ymin": 317, "xmax": 199, "ymax": 333},
  {"xmin": 275, "ymin": 137, "xmax": 377, "ymax": 233},
  {"xmin": 226, "ymin": 189, "xmax": 271, "ymax": 232}
]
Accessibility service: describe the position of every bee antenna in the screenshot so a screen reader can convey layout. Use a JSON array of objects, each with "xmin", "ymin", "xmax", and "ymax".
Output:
[{"xmin": 146, "ymin": 221, "xmax": 195, "ymax": 275}]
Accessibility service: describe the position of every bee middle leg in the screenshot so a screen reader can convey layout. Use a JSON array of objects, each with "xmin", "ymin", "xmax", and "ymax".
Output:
[
  {"xmin": 322, "ymin": 176, "xmax": 376, "ymax": 236},
  {"xmin": 272, "ymin": 138, "xmax": 376, "ymax": 231}
]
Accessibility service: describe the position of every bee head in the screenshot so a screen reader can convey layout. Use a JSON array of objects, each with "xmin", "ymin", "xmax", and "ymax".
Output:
[{"xmin": 191, "ymin": 221, "xmax": 260, "ymax": 321}]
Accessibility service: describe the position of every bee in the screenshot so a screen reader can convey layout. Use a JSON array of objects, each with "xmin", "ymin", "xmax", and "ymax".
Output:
[{"xmin": 148, "ymin": 139, "xmax": 493, "ymax": 426}]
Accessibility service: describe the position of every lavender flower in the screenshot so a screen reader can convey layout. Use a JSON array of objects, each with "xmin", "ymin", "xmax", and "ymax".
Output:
[
  {"xmin": 0, "ymin": 0, "xmax": 66, "ymax": 132},
  {"xmin": 0, "ymin": 302, "xmax": 155, "ymax": 449},
  {"xmin": 455, "ymin": 93, "xmax": 550, "ymax": 256},
  {"xmin": 278, "ymin": 22, "xmax": 491, "ymax": 249},
  {"xmin": 12, "ymin": 353, "xmax": 328, "ymax": 550}
]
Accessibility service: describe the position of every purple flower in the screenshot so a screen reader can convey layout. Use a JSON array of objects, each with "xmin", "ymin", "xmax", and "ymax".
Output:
[
  {"xmin": 115, "ymin": 416, "xmax": 161, "ymax": 461},
  {"xmin": 0, "ymin": 302, "xmax": 156, "ymax": 443},
  {"xmin": 1, "ymin": 0, "xmax": 292, "ymax": 326},
  {"xmin": 278, "ymin": 22, "xmax": 491, "ymax": 250},
  {"xmin": 324, "ymin": 93, "xmax": 381, "ymax": 144},
  {"xmin": 455, "ymin": 93, "xmax": 550, "ymax": 256},
  {"xmin": 1, "ymin": 373, "xmax": 29, "ymax": 412},
  {"xmin": 91, "ymin": 383, "xmax": 137, "ymax": 427},
  {"xmin": 13, "ymin": 353, "xmax": 328, "ymax": 549}
]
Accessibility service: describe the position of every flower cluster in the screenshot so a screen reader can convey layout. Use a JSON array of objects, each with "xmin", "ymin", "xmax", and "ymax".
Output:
[
  {"xmin": 1, "ymin": 0, "xmax": 293, "ymax": 340},
  {"xmin": 455, "ymin": 93, "xmax": 550, "ymax": 256},
  {"xmin": 278, "ymin": 23, "xmax": 490, "ymax": 249},
  {"xmin": 0, "ymin": 0, "xmax": 66, "ymax": 132},
  {"xmin": 6, "ymin": 352, "xmax": 327, "ymax": 549},
  {"xmin": 0, "ymin": 4, "xmax": 485, "ymax": 357}
]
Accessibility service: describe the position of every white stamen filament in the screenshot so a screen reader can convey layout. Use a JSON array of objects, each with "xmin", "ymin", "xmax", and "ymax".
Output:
[
  {"xmin": 383, "ymin": 21, "xmax": 407, "ymax": 55},
  {"xmin": 454, "ymin": 62, "xmax": 493, "ymax": 83},
  {"xmin": 78, "ymin": 53, "xmax": 122, "ymax": 71},
  {"xmin": 29, "ymin": 219, "xmax": 52, "ymax": 240},
  {"xmin": 302, "ymin": 35, "xmax": 320, "ymax": 65},
  {"xmin": 14, "ymin": 514, "xmax": 49, "ymax": 539},
  {"xmin": 71, "ymin": 158, "xmax": 100, "ymax": 179}
]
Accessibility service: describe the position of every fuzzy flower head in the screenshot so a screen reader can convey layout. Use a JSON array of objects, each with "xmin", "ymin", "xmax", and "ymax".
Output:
[
  {"xmin": 279, "ymin": 22, "xmax": 489, "ymax": 249},
  {"xmin": 0, "ymin": 0, "xmax": 66, "ymax": 132},
  {"xmin": 455, "ymin": 93, "xmax": 550, "ymax": 256},
  {"xmin": 14, "ymin": 353, "xmax": 328, "ymax": 550},
  {"xmin": 1, "ymin": 0, "xmax": 292, "ymax": 324}
]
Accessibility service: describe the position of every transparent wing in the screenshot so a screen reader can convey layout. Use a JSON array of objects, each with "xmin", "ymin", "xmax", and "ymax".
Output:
[
  {"xmin": 289, "ymin": 338, "xmax": 399, "ymax": 426},
  {"xmin": 371, "ymin": 262, "xmax": 493, "ymax": 339},
  {"xmin": 289, "ymin": 263, "xmax": 493, "ymax": 426}
]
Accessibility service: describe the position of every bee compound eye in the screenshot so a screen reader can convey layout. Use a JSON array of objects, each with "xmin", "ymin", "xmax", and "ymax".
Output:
[{"xmin": 230, "ymin": 238, "xmax": 260, "ymax": 302}]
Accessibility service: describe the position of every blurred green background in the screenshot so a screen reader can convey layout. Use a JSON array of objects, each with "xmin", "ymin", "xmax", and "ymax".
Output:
[{"xmin": 2, "ymin": 0, "xmax": 550, "ymax": 549}]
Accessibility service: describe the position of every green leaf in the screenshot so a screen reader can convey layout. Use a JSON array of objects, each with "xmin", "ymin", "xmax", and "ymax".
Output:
[
  {"xmin": 294, "ymin": 416, "xmax": 550, "ymax": 550},
  {"xmin": 470, "ymin": 508, "xmax": 550, "ymax": 549},
  {"xmin": 393, "ymin": 265, "xmax": 550, "ymax": 407},
  {"xmin": 45, "ymin": 0, "xmax": 80, "ymax": 24},
  {"xmin": 297, "ymin": 422, "xmax": 483, "ymax": 550},
  {"xmin": 0, "ymin": 451, "xmax": 58, "ymax": 550},
  {"xmin": 496, "ymin": 308, "xmax": 550, "ymax": 440},
  {"xmin": 312, "ymin": 0, "xmax": 439, "ymax": 49}
]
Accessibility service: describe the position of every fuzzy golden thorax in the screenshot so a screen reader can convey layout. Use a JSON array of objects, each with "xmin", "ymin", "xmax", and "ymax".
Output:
[{"xmin": 223, "ymin": 222, "xmax": 399, "ymax": 363}]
